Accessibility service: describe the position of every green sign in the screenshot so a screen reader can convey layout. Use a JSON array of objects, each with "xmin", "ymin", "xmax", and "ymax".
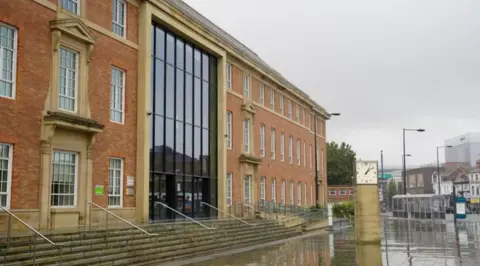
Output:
[
  {"xmin": 95, "ymin": 185, "xmax": 104, "ymax": 196},
  {"xmin": 378, "ymin": 174, "xmax": 393, "ymax": 179}
]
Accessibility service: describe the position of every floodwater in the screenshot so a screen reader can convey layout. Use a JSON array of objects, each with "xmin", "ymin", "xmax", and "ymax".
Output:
[{"xmin": 172, "ymin": 217, "xmax": 480, "ymax": 266}]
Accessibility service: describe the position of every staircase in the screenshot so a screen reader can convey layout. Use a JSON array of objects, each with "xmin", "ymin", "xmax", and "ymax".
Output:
[{"xmin": 0, "ymin": 218, "xmax": 301, "ymax": 265}]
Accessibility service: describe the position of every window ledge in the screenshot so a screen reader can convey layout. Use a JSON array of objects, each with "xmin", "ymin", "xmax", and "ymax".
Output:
[
  {"xmin": 239, "ymin": 153, "xmax": 262, "ymax": 165},
  {"xmin": 44, "ymin": 111, "xmax": 104, "ymax": 133}
]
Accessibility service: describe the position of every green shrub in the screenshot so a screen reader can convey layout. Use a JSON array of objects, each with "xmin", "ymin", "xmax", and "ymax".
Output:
[{"xmin": 332, "ymin": 201, "xmax": 354, "ymax": 218}]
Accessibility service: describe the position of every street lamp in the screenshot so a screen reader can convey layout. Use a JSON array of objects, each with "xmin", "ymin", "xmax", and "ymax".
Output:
[
  {"xmin": 436, "ymin": 145, "xmax": 452, "ymax": 196},
  {"xmin": 402, "ymin": 128, "xmax": 425, "ymax": 195}
]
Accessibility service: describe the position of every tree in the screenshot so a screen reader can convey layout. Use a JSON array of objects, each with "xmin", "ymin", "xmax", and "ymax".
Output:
[
  {"xmin": 326, "ymin": 141, "xmax": 356, "ymax": 185},
  {"xmin": 387, "ymin": 180, "xmax": 397, "ymax": 208}
]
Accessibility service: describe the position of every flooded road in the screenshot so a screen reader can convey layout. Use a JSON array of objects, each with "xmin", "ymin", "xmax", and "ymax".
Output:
[{"xmin": 174, "ymin": 217, "xmax": 480, "ymax": 266}]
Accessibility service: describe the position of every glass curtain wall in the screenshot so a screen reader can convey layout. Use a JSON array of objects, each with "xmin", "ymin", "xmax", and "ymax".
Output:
[{"xmin": 149, "ymin": 22, "xmax": 218, "ymax": 221}]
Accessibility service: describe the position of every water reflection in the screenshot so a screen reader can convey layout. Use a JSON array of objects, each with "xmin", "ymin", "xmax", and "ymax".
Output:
[{"xmin": 183, "ymin": 217, "xmax": 480, "ymax": 265}]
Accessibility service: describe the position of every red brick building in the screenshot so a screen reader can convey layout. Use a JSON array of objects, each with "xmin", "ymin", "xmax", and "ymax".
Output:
[
  {"xmin": 0, "ymin": 0, "xmax": 331, "ymax": 231},
  {"xmin": 328, "ymin": 186, "xmax": 355, "ymax": 202}
]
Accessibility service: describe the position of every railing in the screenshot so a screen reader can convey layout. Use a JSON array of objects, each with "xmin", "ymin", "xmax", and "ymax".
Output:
[
  {"xmin": 256, "ymin": 200, "xmax": 310, "ymax": 216},
  {"xmin": 0, "ymin": 206, "xmax": 64, "ymax": 265},
  {"xmin": 201, "ymin": 201, "xmax": 255, "ymax": 226},
  {"xmin": 240, "ymin": 202, "xmax": 278, "ymax": 221},
  {"xmin": 154, "ymin": 201, "xmax": 215, "ymax": 230},
  {"xmin": 88, "ymin": 202, "xmax": 158, "ymax": 236}
]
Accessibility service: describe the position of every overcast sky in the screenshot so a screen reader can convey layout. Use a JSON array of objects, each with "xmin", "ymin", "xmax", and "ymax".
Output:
[{"xmin": 185, "ymin": 0, "xmax": 480, "ymax": 167}]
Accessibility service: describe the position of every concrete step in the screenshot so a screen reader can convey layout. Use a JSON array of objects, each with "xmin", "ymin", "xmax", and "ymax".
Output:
[{"xmin": 2, "ymin": 226, "xmax": 298, "ymax": 266}]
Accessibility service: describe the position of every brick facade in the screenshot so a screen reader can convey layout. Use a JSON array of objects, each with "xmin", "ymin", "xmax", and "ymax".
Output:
[{"xmin": 328, "ymin": 186, "xmax": 354, "ymax": 202}]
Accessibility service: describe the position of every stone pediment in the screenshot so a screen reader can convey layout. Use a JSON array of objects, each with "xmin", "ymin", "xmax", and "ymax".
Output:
[
  {"xmin": 241, "ymin": 103, "xmax": 256, "ymax": 115},
  {"xmin": 43, "ymin": 111, "xmax": 104, "ymax": 134},
  {"xmin": 50, "ymin": 19, "xmax": 96, "ymax": 45},
  {"xmin": 239, "ymin": 153, "xmax": 262, "ymax": 165}
]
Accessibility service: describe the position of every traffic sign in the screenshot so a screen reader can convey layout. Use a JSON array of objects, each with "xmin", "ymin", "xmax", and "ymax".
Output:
[
  {"xmin": 377, "ymin": 173, "xmax": 393, "ymax": 179},
  {"xmin": 456, "ymin": 196, "xmax": 467, "ymax": 219}
]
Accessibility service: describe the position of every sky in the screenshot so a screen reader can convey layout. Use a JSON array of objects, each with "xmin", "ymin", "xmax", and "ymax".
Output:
[{"xmin": 184, "ymin": 0, "xmax": 480, "ymax": 167}]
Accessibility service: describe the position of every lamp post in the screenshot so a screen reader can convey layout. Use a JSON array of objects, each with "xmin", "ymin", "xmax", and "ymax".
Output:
[
  {"xmin": 314, "ymin": 112, "xmax": 340, "ymax": 208},
  {"xmin": 436, "ymin": 145, "xmax": 452, "ymax": 196},
  {"xmin": 402, "ymin": 128, "xmax": 425, "ymax": 195}
]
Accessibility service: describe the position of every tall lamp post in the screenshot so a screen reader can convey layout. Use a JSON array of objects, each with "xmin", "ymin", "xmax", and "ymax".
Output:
[
  {"xmin": 402, "ymin": 128, "xmax": 425, "ymax": 195},
  {"xmin": 436, "ymin": 145, "xmax": 452, "ymax": 195},
  {"xmin": 314, "ymin": 112, "xmax": 340, "ymax": 208}
]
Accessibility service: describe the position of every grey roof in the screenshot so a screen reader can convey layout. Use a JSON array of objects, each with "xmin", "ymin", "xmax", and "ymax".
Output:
[
  {"xmin": 164, "ymin": 0, "xmax": 329, "ymax": 118},
  {"xmin": 470, "ymin": 167, "xmax": 480, "ymax": 173}
]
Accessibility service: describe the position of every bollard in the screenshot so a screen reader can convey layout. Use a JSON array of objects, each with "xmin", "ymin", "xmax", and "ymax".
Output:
[{"xmin": 327, "ymin": 202, "xmax": 334, "ymax": 231}]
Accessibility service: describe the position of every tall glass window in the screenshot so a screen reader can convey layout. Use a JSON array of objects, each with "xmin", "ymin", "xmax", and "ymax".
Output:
[
  {"xmin": 150, "ymin": 23, "xmax": 218, "ymax": 220},
  {"xmin": 259, "ymin": 124, "xmax": 265, "ymax": 157},
  {"xmin": 271, "ymin": 178, "xmax": 276, "ymax": 202}
]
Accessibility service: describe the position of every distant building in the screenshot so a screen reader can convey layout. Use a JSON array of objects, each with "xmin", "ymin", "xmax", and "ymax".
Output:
[
  {"xmin": 445, "ymin": 132, "xmax": 480, "ymax": 168},
  {"xmin": 328, "ymin": 186, "xmax": 354, "ymax": 202},
  {"xmin": 403, "ymin": 166, "xmax": 438, "ymax": 194}
]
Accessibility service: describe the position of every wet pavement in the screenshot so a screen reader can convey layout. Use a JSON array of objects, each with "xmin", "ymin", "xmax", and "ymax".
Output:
[{"xmin": 172, "ymin": 216, "xmax": 480, "ymax": 265}]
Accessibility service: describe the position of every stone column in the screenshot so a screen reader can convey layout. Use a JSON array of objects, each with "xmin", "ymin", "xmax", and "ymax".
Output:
[
  {"xmin": 39, "ymin": 140, "xmax": 52, "ymax": 231},
  {"xmin": 84, "ymin": 142, "xmax": 94, "ymax": 227}
]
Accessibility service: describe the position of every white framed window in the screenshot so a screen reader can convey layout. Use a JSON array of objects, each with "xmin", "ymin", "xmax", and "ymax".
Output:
[
  {"xmin": 270, "ymin": 88, "xmax": 275, "ymax": 110},
  {"xmin": 303, "ymin": 108, "xmax": 306, "ymax": 125},
  {"xmin": 259, "ymin": 83, "xmax": 264, "ymax": 105},
  {"xmin": 307, "ymin": 114, "xmax": 311, "ymax": 129},
  {"xmin": 226, "ymin": 111, "xmax": 232, "ymax": 149},
  {"xmin": 349, "ymin": 189, "xmax": 354, "ymax": 195},
  {"xmin": 281, "ymin": 180, "xmax": 286, "ymax": 205},
  {"xmin": 288, "ymin": 100, "xmax": 292, "ymax": 119},
  {"xmin": 319, "ymin": 119, "xmax": 324, "ymax": 137},
  {"xmin": 309, "ymin": 145, "xmax": 313, "ymax": 168},
  {"xmin": 260, "ymin": 176, "xmax": 265, "ymax": 202},
  {"xmin": 303, "ymin": 141, "xmax": 306, "ymax": 167},
  {"xmin": 61, "ymin": 0, "xmax": 80, "ymax": 15},
  {"xmin": 279, "ymin": 94, "xmax": 284, "ymax": 115},
  {"xmin": 59, "ymin": 47, "xmax": 78, "ymax": 112},
  {"xmin": 0, "ymin": 143, "xmax": 12, "ymax": 208},
  {"xmin": 329, "ymin": 189, "xmax": 336, "ymax": 195},
  {"xmin": 112, "ymin": 0, "xmax": 126, "ymax": 37},
  {"xmin": 289, "ymin": 181, "xmax": 294, "ymax": 205},
  {"xmin": 310, "ymin": 185, "xmax": 313, "ymax": 206},
  {"xmin": 244, "ymin": 175, "xmax": 251, "ymax": 204},
  {"xmin": 226, "ymin": 172, "xmax": 232, "ymax": 205},
  {"xmin": 110, "ymin": 67, "xmax": 125, "ymax": 123},
  {"xmin": 280, "ymin": 132, "xmax": 285, "ymax": 162},
  {"xmin": 270, "ymin": 128, "xmax": 276, "ymax": 159},
  {"xmin": 315, "ymin": 118, "xmax": 318, "ymax": 134},
  {"xmin": 297, "ymin": 182, "xmax": 302, "ymax": 206},
  {"xmin": 288, "ymin": 136, "xmax": 293, "ymax": 164},
  {"xmin": 259, "ymin": 124, "xmax": 265, "ymax": 157},
  {"xmin": 295, "ymin": 104, "xmax": 300, "ymax": 122},
  {"xmin": 304, "ymin": 183, "xmax": 307, "ymax": 206},
  {"xmin": 108, "ymin": 158, "xmax": 123, "ymax": 207},
  {"xmin": 243, "ymin": 73, "xmax": 250, "ymax": 98},
  {"xmin": 226, "ymin": 63, "xmax": 232, "ymax": 89},
  {"xmin": 243, "ymin": 119, "xmax": 250, "ymax": 153},
  {"xmin": 296, "ymin": 139, "xmax": 301, "ymax": 165},
  {"xmin": 271, "ymin": 178, "xmax": 276, "ymax": 202},
  {"xmin": 51, "ymin": 151, "xmax": 77, "ymax": 207},
  {"xmin": 320, "ymin": 149, "xmax": 324, "ymax": 172},
  {"xmin": 0, "ymin": 23, "xmax": 17, "ymax": 99},
  {"xmin": 339, "ymin": 189, "xmax": 346, "ymax": 195}
]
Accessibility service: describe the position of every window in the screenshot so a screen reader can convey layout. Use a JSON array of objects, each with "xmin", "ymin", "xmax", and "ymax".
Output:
[
  {"xmin": 108, "ymin": 158, "xmax": 123, "ymax": 207},
  {"xmin": 61, "ymin": 0, "xmax": 80, "ymax": 14},
  {"xmin": 244, "ymin": 175, "xmax": 251, "ymax": 204},
  {"xmin": 271, "ymin": 179, "xmax": 276, "ymax": 202},
  {"xmin": 295, "ymin": 104, "xmax": 299, "ymax": 122},
  {"xmin": 339, "ymin": 189, "xmax": 346, "ymax": 195},
  {"xmin": 0, "ymin": 23, "xmax": 17, "ymax": 99},
  {"xmin": 243, "ymin": 119, "xmax": 250, "ymax": 153},
  {"xmin": 243, "ymin": 73, "xmax": 250, "ymax": 98},
  {"xmin": 280, "ymin": 132, "xmax": 285, "ymax": 162},
  {"xmin": 59, "ymin": 47, "xmax": 78, "ymax": 112},
  {"xmin": 329, "ymin": 189, "xmax": 336, "ymax": 195},
  {"xmin": 226, "ymin": 111, "xmax": 232, "ymax": 149},
  {"xmin": 319, "ymin": 119, "xmax": 324, "ymax": 137},
  {"xmin": 270, "ymin": 128, "xmax": 276, "ymax": 159},
  {"xmin": 320, "ymin": 149, "xmax": 324, "ymax": 172},
  {"xmin": 260, "ymin": 176, "xmax": 266, "ymax": 202},
  {"xmin": 226, "ymin": 172, "xmax": 232, "ymax": 205},
  {"xmin": 349, "ymin": 189, "xmax": 354, "ymax": 195},
  {"xmin": 259, "ymin": 124, "xmax": 265, "ymax": 157},
  {"xmin": 304, "ymin": 183, "xmax": 307, "ymax": 206},
  {"xmin": 279, "ymin": 94, "xmax": 284, "ymax": 115},
  {"xmin": 0, "ymin": 143, "xmax": 12, "ymax": 208},
  {"xmin": 296, "ymin": 139, "xmax": 301, "ymax": 165},
  {"xmin": 288, "ymin": 100, "xmax": 292, "ymax": 119},
  {"xmin": 307, "ymin": 114, "xmax": 311, "ymax": 129},
  {"xmin": 309, "ymin": 145, "xmax": 312, "ymax": 168},
  {"xmin": 110, "ymin": 67, "xmax": 125, "ymax": 123},
  {"xmin": 51, "ymin": 151, "xmax": 77, "ymax": 207},
  {"xmin": 297, "ymin": 182, "xmax": 302, "ymax": 206},
  {"xmin": 310, "ymin": 185, "xmax": 313, "ymax": 206},
  {"xmin": 303, "ymin": 141, "xmax": 306, "ymax": 167},
  {"xmin": 288, "ymin": 136, "xmax": 293, "ymax": 164},
  {"xmin": 303, "ymin": 108, "xmax": 306, "ymax": 125},
  {"xmin": 270, "ymin": 88, "xmax": 275, "ymax": 110},
  {"xmin": 226, "ymin": 63, "xmax": 232, "ymax": 89},
  {"xmin": 259, "ymin": 84, "xmax": 264, "ymax": 105},
  {"xmin": 112, "ymin": 0, "xmax": 126, "ymax": 37},
  {"xmin": 281, "ymin": 180, "xmax": 286, "ymax": 204},
  {"xmin": 289, "ymin": 181, "xmax": 294, "ymax": 205}
]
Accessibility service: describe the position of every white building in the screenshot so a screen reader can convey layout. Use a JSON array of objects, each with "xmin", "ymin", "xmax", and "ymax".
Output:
[{"xmin": 445, "ymin": 133, "xmax": 480, "ymax": 168}]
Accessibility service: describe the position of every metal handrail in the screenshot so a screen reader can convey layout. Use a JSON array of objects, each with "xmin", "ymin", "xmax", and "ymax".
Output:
[
  {"xmin": 200, "ymin": 201, "xmax": 255, "ymax": 226},
  {"xmin": 0, "ymin": 205, "xmax": 61, "ymax": 247},
  {"xmin": 154, "ymin": 201, "xmax": 215, "ymax": 230},
  {"xmin": 88, "ymin": 202, "xmax": 158, "ymax": 236},
  {"xmin": 240, "ymin": 202, "xmax": 277, "ymax": 221},
  {"xmin": 281, "ymin": 211, "xmax": 309, "ymax": 222}
]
